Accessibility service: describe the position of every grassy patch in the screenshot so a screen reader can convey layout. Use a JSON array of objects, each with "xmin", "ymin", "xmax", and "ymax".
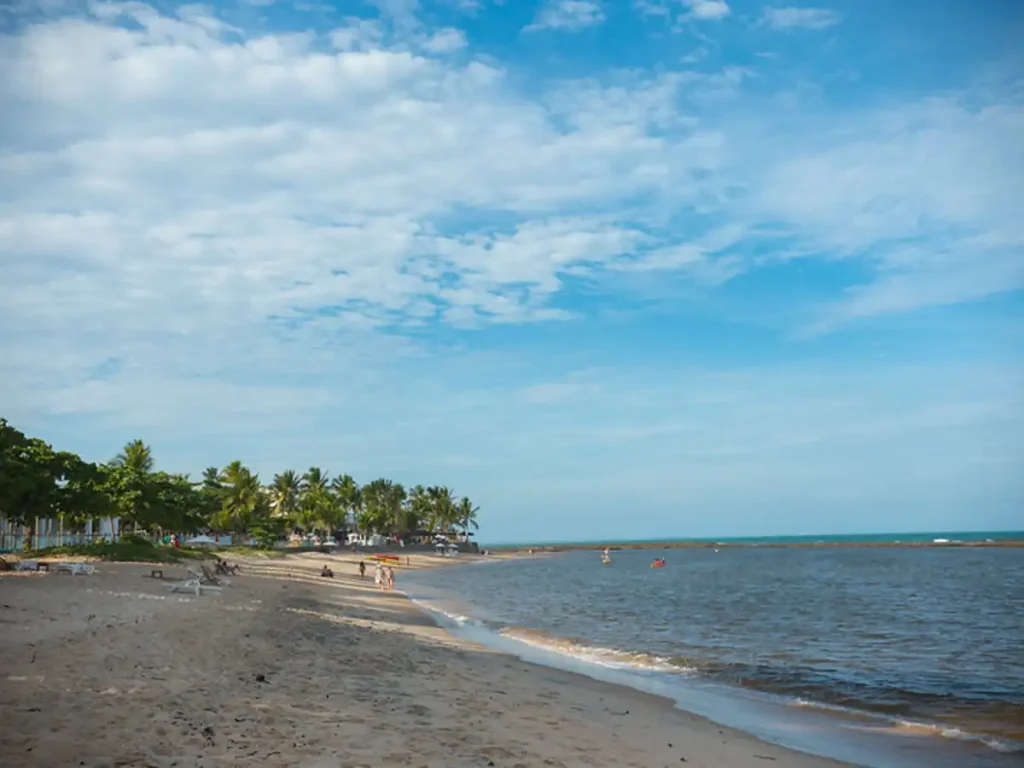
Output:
[
  {"xmin": 30, "ymin": 541, "xmax": 206, "ymax": 563},
  {"xmin": 214, "ymin": 545, "xmax": 286, "ymax": 559}
]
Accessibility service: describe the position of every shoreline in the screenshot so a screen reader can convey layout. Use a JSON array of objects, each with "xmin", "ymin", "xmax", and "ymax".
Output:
[
  {"xmin": 490, "ymin": 539, "xmax": 1024, "ymax": 551},
  {"xmin": 403, "ymin": 558, "xmax": 1024, "ymax": 768},
  {"xmin": 1, "ymin": 550, "xmax": 852, "ymax": 768}
]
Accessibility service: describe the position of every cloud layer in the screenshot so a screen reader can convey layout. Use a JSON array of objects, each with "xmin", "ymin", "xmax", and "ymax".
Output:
[
  {"xmin": 762, "ymin": 7, "xmax": 840, "ymax": 30},
  {"xmin": 1, "ymin": 1, "xmax": 1021, "ymax": 538}
]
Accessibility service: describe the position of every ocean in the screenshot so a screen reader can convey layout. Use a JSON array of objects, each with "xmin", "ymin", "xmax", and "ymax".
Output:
[
  {"xmin": 493, "ymin": 530, "xmax": 1024, "ymax": 548},
  {"xmin": 404, "ymin": 544, "xmax": 1024, "ymax": 768}
]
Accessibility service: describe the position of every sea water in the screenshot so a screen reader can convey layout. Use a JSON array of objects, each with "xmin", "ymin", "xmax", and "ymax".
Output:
[{"xmin": 404, "ymin": 545, "xmax": 1024, "ymax": 768}]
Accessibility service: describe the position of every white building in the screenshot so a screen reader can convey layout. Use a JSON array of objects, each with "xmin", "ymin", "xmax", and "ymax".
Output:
[
  {"xmin": 0, "ymin": 516, "xmax": 121, "ymax": 551},
  {"xmin": 347, "ymin": 532, "xmax": 386, "ymax": 548}
]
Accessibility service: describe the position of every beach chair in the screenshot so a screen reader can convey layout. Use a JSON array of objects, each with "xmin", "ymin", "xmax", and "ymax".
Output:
[
  {"xmin": 168, "ymin": 576, "xmax": 221, "ymax": 597},
  {"xmin": 56, "ymin": 562, "xmax": 95, "ymax": 576},
  {"xmin": 197, "ymin": 565, "xmax": 228, "ymax": 587}
]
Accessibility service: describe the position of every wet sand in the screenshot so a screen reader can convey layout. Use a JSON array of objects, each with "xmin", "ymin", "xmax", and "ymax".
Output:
[{"xmin": 0, "ymin": 551, "xmax": 849, "ymax": 768}]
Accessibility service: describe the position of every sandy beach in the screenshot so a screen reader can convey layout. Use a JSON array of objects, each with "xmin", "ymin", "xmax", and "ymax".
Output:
[{"xmin": 0, "ymin": 551, "xmax": 849, "ymax": 768}]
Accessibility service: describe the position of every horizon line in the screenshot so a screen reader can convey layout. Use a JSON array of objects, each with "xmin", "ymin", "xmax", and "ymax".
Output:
[{"xmin": 481, "ymin": 529, "xmax": 1024, "ymax": 547}]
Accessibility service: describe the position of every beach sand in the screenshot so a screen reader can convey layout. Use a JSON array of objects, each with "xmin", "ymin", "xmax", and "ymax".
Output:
[{"xmin": 0, "ymin": 551, "xmax": 848, "ymax": 768}]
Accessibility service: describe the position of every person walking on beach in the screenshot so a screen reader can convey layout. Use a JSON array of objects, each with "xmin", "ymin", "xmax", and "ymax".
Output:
[
  {"xmin": 385, "ymin": 566, "xmax": 395, "ymax": 592},
  {"xmin": 358, "ymin": 560, "xmax": 366, "ymax": 580},
  {"xmin": 375, "ymin": 561, "xmax": 384, "ymax": 591}
]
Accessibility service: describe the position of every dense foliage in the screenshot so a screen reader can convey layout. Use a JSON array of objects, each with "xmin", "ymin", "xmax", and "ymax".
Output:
[{"xmin": 0, "ymin": 419, "xmax": 480, "ymax": 545}]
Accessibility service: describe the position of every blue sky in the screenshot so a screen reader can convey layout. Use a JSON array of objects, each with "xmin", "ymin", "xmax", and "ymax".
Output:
[{"xmin": 1, "ymin": 0, "xmax": 1021, "ymax": 543}]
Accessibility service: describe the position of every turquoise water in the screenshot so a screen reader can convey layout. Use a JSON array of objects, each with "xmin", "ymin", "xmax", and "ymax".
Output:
[{"xmin": 490, "ymin": 530, "xmax": 1024, "ymax": 547}]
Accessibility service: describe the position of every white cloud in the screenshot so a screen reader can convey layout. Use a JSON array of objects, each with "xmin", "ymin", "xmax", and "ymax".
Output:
[
  {"xmin": 634, "ymin": 0, "xmax": 671, "ymax": 17},
  {"xmin": 0, "ymin": 3, "xmax": 735, "ymax": 428},
  {"xmin": 763, "ymin": 7, "xmax": 841, "ymax": 30},
  {"xmin": 744, "ymin": 96, "xmax": 1024, "ymax": 328},
  {"xmin": 525, "ymin": 0, "xmax": 605, "ymax": 32},
  {"xmin": 0, "ymin": 0, "xmax": 1020, "ymax": 445},
  {"xmin": 421, "ymin": 27, "xmax": 468, "ymax": 52},
  {"xmin": 684, "ymin": 0, "xmax": 730, "ymax": 21}
]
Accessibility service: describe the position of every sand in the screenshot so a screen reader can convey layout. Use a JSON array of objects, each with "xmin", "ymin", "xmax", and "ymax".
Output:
[{"xmin": 0, "ymin": 551, "xmax": 849, "ymax": 768}]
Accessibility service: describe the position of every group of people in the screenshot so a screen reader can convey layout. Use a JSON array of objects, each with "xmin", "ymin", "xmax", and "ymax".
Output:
[
  {"xmin": 373, "ymin": 560, "xmax": 395, "ymax": 591},
  {"xmin": 319, "ymin": 558, "xmax": 396, "ymax": 591}
]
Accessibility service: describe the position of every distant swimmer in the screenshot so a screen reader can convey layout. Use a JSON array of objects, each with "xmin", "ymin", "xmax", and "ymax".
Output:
[
  {"xmin": 650, "ymin": 558, "xmax": 666, "ymax": 568},
  {"xmin": 601, "ymin": 547, "xmax": 612, "ymax": 564}
]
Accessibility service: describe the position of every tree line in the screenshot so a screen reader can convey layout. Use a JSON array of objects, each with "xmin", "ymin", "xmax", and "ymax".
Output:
[{"xmin": 0, "ymin": 418, "xmax": 479, "ymax": 548}]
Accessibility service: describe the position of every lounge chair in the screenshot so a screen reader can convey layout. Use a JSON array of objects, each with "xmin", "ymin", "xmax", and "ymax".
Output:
[
  {"xmin": 168, "ymin": 576, "xmax": 221, "ymax": 597},
  {"xmin": 56, "ymin": 562, "xmax": 94, "ymax": 576},
  {"xmin": 195, "ymin": 565, "xmax": 228, "ymax": 587}
]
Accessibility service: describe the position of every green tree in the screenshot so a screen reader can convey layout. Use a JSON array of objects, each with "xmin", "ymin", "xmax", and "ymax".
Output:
[
  {"xmin": 112, "ymin": 439, "xmax": 154, "ymax": 474},
  {"xmin": 105, "ymin": 439, "xmax": 158, "ymax": 533},
  {"xmin": 456, "ymin": 496, "xmax": 479, "ymax": 541},
  {"xmin": 298, "ymin": 467, "xmax": 335, "ymax": 532},
  {"xmin": 428, "ymin": 485, "xmax": 457, "ymax": 534},
  {"xmin": 146, "ymin": 473, "xmax": 206, "ymax": 534},
  {"xmin": 408, "ymin": 485, "xmax": 431, "ymax": 532},
  {"xmin": 201, "ymin": 466, "xmax": 222, "ymax": 490},
  {"xmin": 0, "ymin": 418, "xmax": 482, "ymax": 549},
  {"xmin": 0, "ymin": 422, "xmax": 77, "ymax": 547},
  {"xmin": 269, "ymin": 470, "xmax": 301, "ymax": 521},
  {"xmin": 360, "ymin": 478, "xmax": 406, "ymax": 535},
  {"xmin": 215, "ymin": 461, "xmax": 265, "ymax": 533},
  {"xmin": 330, "ymin": 473, "xmax": 360, "ymax": 531},
  {"xmin": 53, "ymin": 456, "xmax": 112, "ymax": 531}
]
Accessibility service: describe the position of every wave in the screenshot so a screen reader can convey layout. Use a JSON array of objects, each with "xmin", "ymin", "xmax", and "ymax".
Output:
[
  {"xmin": 408, "ymin": 599, "xmax": 482, "ymax": 629},
  {"xmin": 789, "ymin": 698, "xmax": 1024, "ymax": 754},
  {"xmin": 410, "ymin": 596, "xmax": 1024, "ymax": 759},
  {"xmin": 499, "ymin": 626, "xmax": 698, "ymax": 674}
]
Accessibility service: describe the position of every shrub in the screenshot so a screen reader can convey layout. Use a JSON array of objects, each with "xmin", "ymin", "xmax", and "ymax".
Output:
[{"xmin": 121, "ymin": 533, "xmax": 155, "ymax": 548}]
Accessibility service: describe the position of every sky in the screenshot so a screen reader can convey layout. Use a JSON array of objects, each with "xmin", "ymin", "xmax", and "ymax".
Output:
[{"xmin": 1, "ymin": 0, "xmax": 1022, "ymax": 543}]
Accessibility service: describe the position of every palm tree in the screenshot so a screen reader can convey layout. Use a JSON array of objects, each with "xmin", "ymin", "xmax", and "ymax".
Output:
[
  {"xmin": 298, "ymin": 467, "xmax": 335, "ymax": 532},
  {"xmin": 201, "ymin": 466, "xmax": 222, "ymax": 490},
  {"xmin": 456, "ymin": 497, "xmax": 479, "ymax": 542},
  {"xmin": 269, "ymin": 470, "xmax": 301, "ymax": 520},
  {"xmin": 359, "ymin": 478, "xmax": 406, "ymax": 535},
  {"xmin": 330, "ymin": 474, "xmax": 360, "ymax": 532},
  {"xmin": 112, "ymin": 439, "xmax": 154, "ymax": 474},
  {"xmin": 428, "ymin": 486, "xmax": 457, "ymax": 535},
  {"xmin": 408, "ymin": 485, "xmax": 431, "ymax": 532},
  {"xmin": 109, "ymin": 439, "xmax": 155, "ymax": 533},
  {"xmin": 217, "ymin": 461, "xmax": 264, "ymax": 533}
]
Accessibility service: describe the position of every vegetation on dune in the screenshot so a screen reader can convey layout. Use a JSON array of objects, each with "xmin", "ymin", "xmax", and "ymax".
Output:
[
  {"xmin": 41, "ymin": 540, "xmax": 206, "ymax": 563},
  {"xmin": 0, "ymin": 418, "xmax": 481, "ymax": 551}
]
